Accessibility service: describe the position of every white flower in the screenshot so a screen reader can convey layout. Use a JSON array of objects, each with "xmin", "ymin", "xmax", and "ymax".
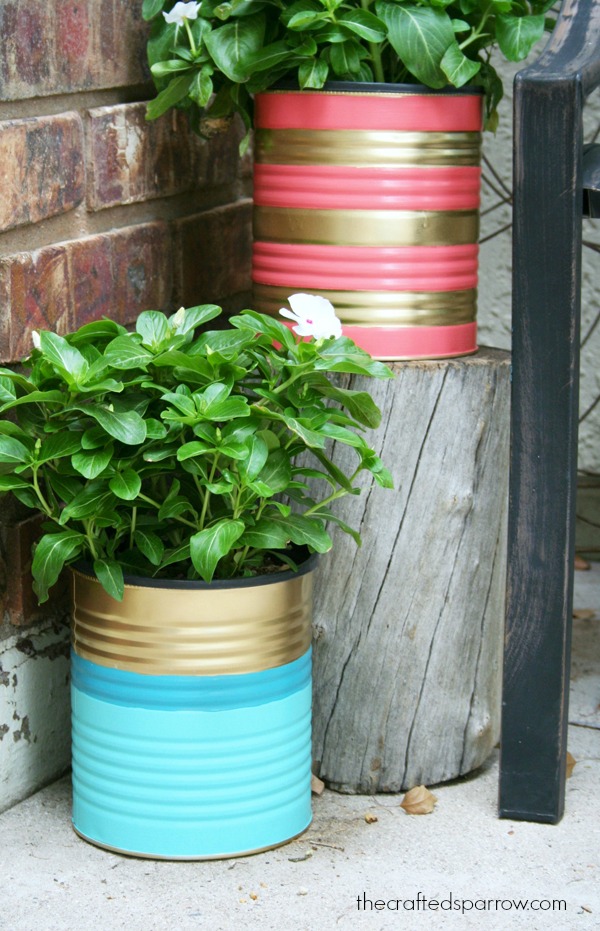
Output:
[
  {"xmin": 163, "ymin": 2, "xmax": 201, "ymax": 26},
  {"xmin": 31, "ymin": 330, "xmax": 41, "ymax": 350},
  {"xmin": 171, "ymin": 307, "xmax": 186, "ymax": 329},
  {"xmin": 279, "ymin": 293, "xmax": 342, "ymax": 340}
]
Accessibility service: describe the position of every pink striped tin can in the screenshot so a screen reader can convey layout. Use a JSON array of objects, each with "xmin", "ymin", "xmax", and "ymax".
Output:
[{"xmin": 252, "ymin": 83, "xmax": 483, "ymax": 361}]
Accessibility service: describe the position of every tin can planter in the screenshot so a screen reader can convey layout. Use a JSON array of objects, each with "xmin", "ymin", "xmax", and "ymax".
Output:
[
  {"xmin": 252, "ymin": 82, "xmax": 483, "ymax": 361},
  {"xmin": 70, "ymin": 554, "xmax": 316, "ymax": 859}
]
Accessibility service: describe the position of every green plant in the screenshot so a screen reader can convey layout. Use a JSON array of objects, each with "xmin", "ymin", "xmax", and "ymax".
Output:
[
  {"xmin": 143, "ymin": 0, "xmax": 554, "ymax": 142},
  {"xmin": 0, "ymin": 296, "xmax": 392, "ymax": 602}
]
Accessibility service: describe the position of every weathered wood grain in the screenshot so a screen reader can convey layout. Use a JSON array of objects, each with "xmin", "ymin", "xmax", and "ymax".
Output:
[{"xmin": 311, "ymin": 348, "xmax": 511, "ymax": 793}]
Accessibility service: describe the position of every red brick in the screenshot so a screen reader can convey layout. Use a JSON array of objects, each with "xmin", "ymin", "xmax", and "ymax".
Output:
[
  {"xmin": 0, "ymin": 246, "xmax": 73, "ymax": 362},
  {"xmin": 0, "ymin": 0, "xmax": 149, "ymax": 101},
  {"xmin": 1, "ymin": 515, "xmax": 69, "ymax": 627},
  {"xmin": 0, "ymin": 113, "xmax": 84, "ymax": 232},
  {"xmin": 173, "ymin": 201, "xmax": 253, "ymax": 307},
  {"xmin": 86, "ymin": 104, "xmax": 244, "ymax": 211},
  {"xmin": 0, "ymin": 222, "xmax": 172, "ymax": 362},
  {"xmin": 109, "ymin": 223, "xmax": 173, "ymax": 326}
]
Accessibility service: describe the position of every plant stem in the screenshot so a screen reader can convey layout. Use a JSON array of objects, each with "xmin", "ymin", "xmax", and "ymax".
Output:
[
  {"xmin": 199, "ymin": 455, "xmax": 219, "ymax": 529},
  {"xmin": 82, "ymin": 520, "xmax": 99, "ymax": 560},
  {"xmin": 184, "ymin": 19, "xmax": 197, "ymax": 56},
  {"xmin": 137, "ymin": 492, "xmax": 198, "ymax": 529},
  {"xmin": 360, "ymin": 0, "xmax": 385, "ymax": 82},
  {"xmin": 129, "ymin": 506, "xmax": 137, "ymax": 550},
  {"xmin": 303, "ymin": 465, "xmax": 362, "ymax": 516},
  {"xmin": 31, "ymin": 468, "xmax": 54, "ymax": 518}
]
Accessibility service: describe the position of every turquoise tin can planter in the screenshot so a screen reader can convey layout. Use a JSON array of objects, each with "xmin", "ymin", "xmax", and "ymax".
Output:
[{"xmin": 70, "ymin": 554, "xmax": 316, "ymax": 859}]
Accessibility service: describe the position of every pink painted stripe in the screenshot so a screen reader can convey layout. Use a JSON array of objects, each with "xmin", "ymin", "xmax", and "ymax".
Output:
[
  {"xmin": 279, "ymin": 320, "xmax": 477, "ymax": 359},
  {"xmin": 341, "ymin": 322, "xmax": 478, "ymax": 360},
  {"xmin": 255, "ymin": 92, "xmax": 483, "ymax": 133},
  {"xmin": 253, "ymin": 164, "xmax": 481, "ymax": 211},
  {"xmin": 253, "ymin": 242, "xmax": 479, "ymax": 291}
]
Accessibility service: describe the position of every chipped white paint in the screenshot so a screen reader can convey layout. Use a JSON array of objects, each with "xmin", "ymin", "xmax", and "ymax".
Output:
[{"xmin": 0, "ymin": 620, "xmax": 71, "ymax": 813}]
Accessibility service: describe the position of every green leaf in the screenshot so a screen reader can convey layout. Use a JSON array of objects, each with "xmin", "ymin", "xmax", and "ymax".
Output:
[
  {"xmin": 39, "ymin": 331, "xmax": 89, "ymax": 380},
  {"xmin": 314, "ymin": 337, "xmax": 393, "ymax": 378},
  {"xmin": 94, "ymin": 559, "xmax": 125, "ymax": 601},
  {"xmin": 60, "ymin": 481, "xmax": 115, "ymax": 522},
  {"xmin": 144, "ymin": 418, "xmax": 168, "ymax": 439},
  {"xmin": 171, "ymin": 304, "xmax": 222, "ymax": 334},
  {"xmin": 0, "ymin": 389, "xmax": 64, "ymax": 413},
  {"xmin": 318, "ymin": 385, "xmax": 383, "ymax": 428},
  {"xmin": 378, "ymin": 2, "xmax": 454, "ymax": 88},
  {"xmin": 32, "ymin": 530, "xmax": 85, "ymax": 603},
  {"xmin": 142, "ymin": 0, "xmax": 165, "ymax": 20},
  {"xmin": 67, "ymin": 319, "xmax": 126, "ymax": 346},
  {"xmin": 81, "ymin": 425, "xmax": 108, "ymax": 450},
  {"xmin": 134, "ymin": 530, "xmax": 165, "ymax": 566},
  {"xmin": 177, "ymin": 440, "xmax": 212, "ymax": 461},
  {"xmin": 0, "ymin": 475, "xmax": 31, "ymax": 492},
  {"xmin": 135, "ymin": 311, "xmax": 170, "ymax": 350},
  {"xmin": 109, "ymin": 469, "xmax": 142, "ymax": 500},
  {"xmin": 71, "ymin": 446, "xmax": 113, "ymax": 479},
  {"xmin": 339, "ymin": 9, "xmax": 387, "ymax": 42},
  {"xmin": 146, "ymin": 72, "xmax": 195, "ymax": 120},
  {"xmin": 198, "ymin": 388, "xmax": 251, "ymax": 421},
  {"xmin": 245, "ymin": 513, "xmax": 332, "ymax": 553},
  {"xmin": 240, "ymin": 517, "xmax": 292, "ymax": 549},
  {"xmin": 81, "ymin": 406, "xmax": 147, "ymax": 445},
  {"xmin": 190, "ymin": 518, "xmax": 245, "ymax": 582},
  {"xmin": 0, "ymin": 436, "xmax": 30, "ymax": 463},
  {"xmin": 281, "ymin": 413, "xmax": 327, "ymax": 448},
  {"xmin": 248, "ymin": 449, "xmax": 292, "ymax": 496},
  {"xmin": 330, "ymin": 40, "xmax": 362, "ymax": 76},
  {"xmin": 440, "ymin": 40, "xmax": 481, "ymax": 86},
  {"xmin": 496, "ymin": 13, "xmax": 545, "ymax": 62},
  {"xmin": 299, "ymin": 57, "xmax": 329, "ymax": 88},
  {"xmin": 151, "ymin": 59, "xmax": 194, "ymax": 78},
  {"xmin": 160, "ymin": 542, "xmax": 191, "ymax": 570},
  {"xmin": 0, "ymin": 375, "xmax": 16, "ymax": 404},
  {"xmin": 205, "ymin": 14, "xmax": 265, "ymax": 83},
  {"xmin": 104, "ymin": 336, "xmax": 154, "ymax": 370},
  {"xmin": 38, "ymin": 433, "xmax": 82, "ymax": 463},
  {"xmin": 238, "ymin": 435, "xmax": 268, "ymax": 483},
  {"xmin": 319, "ymin": 422, "xmax": 366, "ymax": 448},
  {"xmin": 230, "ymin": 309, "xmax": 297, "ymax": 350}
]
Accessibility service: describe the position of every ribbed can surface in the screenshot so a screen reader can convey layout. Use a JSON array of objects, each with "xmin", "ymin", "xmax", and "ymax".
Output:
[
  {"xmin": 252, "ymin": 84, "xmax": 483, "ymax": 361},
  {"xmin": 70, "ymin": 563, "xmax": 315, "ymax": 859}
]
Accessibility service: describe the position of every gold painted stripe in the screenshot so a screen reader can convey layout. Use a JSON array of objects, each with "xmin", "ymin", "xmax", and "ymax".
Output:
[
  {"xmin": 71, "ymin": 569, "xmax": 313, "ymax": 676},
  {"xmin": 255, "ymin": 129, "xmax": 481, "ymax": 167},
  {"xmin": 253, "ymin": 207, "xmax": 479, "ymax": 247},
  {"xmin": 253, "ymin": 283, "xmax": 477, "ymax": 327}
]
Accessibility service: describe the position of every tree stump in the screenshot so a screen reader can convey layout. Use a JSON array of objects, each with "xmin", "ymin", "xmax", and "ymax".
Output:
[{"xmin": 311, "ymin": 348, "xmax": 510, "ymax": 793}]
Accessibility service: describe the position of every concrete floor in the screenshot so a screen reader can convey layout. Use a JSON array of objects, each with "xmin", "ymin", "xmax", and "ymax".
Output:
[{"xmin": 2, "ymin": 567, "xmax": 599, "ymax": 931}]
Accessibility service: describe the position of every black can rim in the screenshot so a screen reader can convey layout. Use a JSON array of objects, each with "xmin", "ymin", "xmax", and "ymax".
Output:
[
  {"xmin": 266, "ymin": 79, "xmax": 485, "ymax": 97},
  {"xmin": 72, "ymin": 547, "xmax": 319, "ymax": 592}
]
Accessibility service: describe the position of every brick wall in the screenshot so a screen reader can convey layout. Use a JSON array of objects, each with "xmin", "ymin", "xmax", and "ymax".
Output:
[{"xmin": 0, "ymin": 0, "xmax": 253, "ymax": 634}]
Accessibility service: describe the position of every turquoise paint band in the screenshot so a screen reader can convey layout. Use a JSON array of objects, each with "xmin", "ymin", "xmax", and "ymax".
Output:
[
  {"xmin": 71, "ymin": 647, "xmax": 311, "ymax": 711},
  {"xmin": 71, "ymin": 674, "xmax": 312, "ymax": 858}
]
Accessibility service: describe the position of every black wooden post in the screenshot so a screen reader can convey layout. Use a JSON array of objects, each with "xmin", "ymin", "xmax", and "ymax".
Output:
[{"xmin": 500, "ymin": 0, "xmax": 600, "ymax": 823}]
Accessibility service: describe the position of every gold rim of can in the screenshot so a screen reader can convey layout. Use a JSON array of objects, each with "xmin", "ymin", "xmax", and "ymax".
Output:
[{"xmin": 71, "ymin": 566, "xmax": 314, "ymax": 677}]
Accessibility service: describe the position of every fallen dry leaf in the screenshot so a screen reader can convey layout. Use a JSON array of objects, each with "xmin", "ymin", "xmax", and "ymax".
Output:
[
  {"xmin": 575, "ymin": 555, "xmax": 591, "ymax": 571},
  {"xmin": 311, "ymin": 774, "xmax": 325, "ymax": 796},
  {"xmin": 364, "ymin": 812, "xmax": 378, "ymax": 824},
  {"xmin": 400, "ymin": 785, "xmax": 437, "ymax": 815},
  {"xmin": 566, "ymin": 752, "xmax": 576, "ymax": 778},
  {"xmin": 573, "ymin": 609, "xmax": 596, "ymax": 620}
]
